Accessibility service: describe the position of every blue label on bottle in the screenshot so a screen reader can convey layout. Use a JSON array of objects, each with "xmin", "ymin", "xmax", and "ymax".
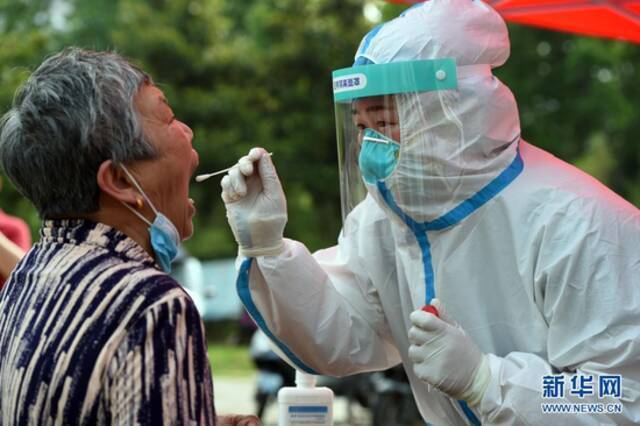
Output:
[{"xmin": 288, "ymin": 406, "xmax": 328, "ymax": 413}]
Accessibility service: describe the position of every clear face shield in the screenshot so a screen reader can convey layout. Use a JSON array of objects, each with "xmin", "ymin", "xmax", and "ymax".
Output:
[{"xmin": 332, "ymin": 59, "xmax": 463, "ymax": 226}]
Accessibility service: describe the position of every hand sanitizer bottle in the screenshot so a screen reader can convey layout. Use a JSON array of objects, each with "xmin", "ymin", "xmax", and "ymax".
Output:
[{"xmin": 277, "ymin": 370, "xmax": 334, "ymax": 425}]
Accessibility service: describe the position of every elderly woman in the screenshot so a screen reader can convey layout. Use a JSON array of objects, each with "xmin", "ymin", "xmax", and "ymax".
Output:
[{"xmin": 0, "ymin": 49, "xmax": 259, "ymax": 426}]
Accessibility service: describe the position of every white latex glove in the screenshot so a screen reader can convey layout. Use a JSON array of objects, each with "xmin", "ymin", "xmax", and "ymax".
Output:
[
  {"xmin": 408, "ymin": 299, "xmax": 491, "ymax": 407},
  {"xmin": 221, "ymin": 147, "xmax": 287, "ymax": 257}
]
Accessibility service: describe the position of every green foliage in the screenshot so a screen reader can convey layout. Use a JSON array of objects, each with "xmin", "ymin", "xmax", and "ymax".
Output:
[
  {"xmin": 0, "ymin": 0, "xmax": 638, "ymax": 259},
  {"xmin": 0, "ymin": 0, "xmax": 367, "ymax": 257},
  {"xmin": 495, "ymin": 25, "xmax": 640, "ymax": 206},
  {"xmin": 207, "ymin": 344, "xmax": 255, "ymax": 377},
  {"xmin": 0, "ymin": 21, "xmax": 53, "ymax": 231}
]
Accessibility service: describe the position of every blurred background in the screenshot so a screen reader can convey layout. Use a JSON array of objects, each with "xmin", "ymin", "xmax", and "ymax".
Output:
[{"xmin": 1, "ymin": 0, "xmax": 639, "ymax": 424}]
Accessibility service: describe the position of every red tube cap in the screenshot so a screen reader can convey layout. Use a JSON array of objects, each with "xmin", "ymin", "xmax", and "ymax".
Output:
[{"xmin": 421, "ymin": 305, "xmax": 440, "ymax": 317}]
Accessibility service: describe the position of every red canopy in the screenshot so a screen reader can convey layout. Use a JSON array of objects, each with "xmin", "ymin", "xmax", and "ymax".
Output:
[{"xmin": 385, "ymin": 0, "xmax": 640, "ymax": 43}]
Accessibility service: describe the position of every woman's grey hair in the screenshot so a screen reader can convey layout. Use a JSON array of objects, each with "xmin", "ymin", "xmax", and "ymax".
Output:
[{"xmin": 0, "ymin": 48, "xmax": 157, "ymax": 218}]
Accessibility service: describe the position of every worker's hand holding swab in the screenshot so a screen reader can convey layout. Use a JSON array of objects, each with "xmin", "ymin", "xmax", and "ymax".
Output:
[
  {"xmin": 195, "ymin": 152, "xmax": 273, "ymax": 183},
  {"xmin": 220, "ymin": 148, "xmax": 287, "ymax": 257}
]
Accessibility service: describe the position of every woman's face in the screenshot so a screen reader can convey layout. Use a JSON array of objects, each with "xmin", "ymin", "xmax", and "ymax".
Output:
[{"xmin": 131, "ymin": 83, "xmax": 199, "ymax": 240}]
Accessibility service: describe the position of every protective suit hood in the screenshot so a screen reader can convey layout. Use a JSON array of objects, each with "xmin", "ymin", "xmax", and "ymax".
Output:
[{"xmin": 350, "ymin": 0, "xmax": 521, "ymax": 223}]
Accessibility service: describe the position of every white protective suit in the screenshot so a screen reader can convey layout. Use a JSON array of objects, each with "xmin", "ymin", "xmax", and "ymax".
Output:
[{"xmin": 234, "ymin": 0, "xmax": 640, "ymax": 424}]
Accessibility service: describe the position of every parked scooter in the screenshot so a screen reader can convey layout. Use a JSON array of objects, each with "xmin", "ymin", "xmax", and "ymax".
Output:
[
  {"xmin": 316, "ymin": 373, "xmax": 374, "ymax": 424},
  {"xmin": 369, "ymin": 365, "xmax": 423, "ymax": 426},
  {"xmin": 249, "ymin": 329, "xmax": 296, "ymax": 419}
]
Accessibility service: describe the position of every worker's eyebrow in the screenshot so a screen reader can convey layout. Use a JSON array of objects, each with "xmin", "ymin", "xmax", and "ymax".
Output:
[{"xmin": 351, "ymin": 105, "xmax": 389, "ymax": 115}]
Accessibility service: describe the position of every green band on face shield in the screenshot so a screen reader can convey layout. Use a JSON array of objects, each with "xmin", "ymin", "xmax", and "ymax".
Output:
[
  {"xmin": 332, "ymin": 59, "xmax": 458, "ymax": 102},
  {"xmin": 359, "ymin": 128, "xmax": 400, "ymax": 184}
]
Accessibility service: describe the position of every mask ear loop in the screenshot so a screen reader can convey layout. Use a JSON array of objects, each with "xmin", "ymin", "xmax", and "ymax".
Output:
[
  {"xmin": 120, "ymin": 164, "xmax": 158, "ymax": 227},
  {"xmin": 121, "ymin": 201, "xmax": 153, "ymax": 227}
]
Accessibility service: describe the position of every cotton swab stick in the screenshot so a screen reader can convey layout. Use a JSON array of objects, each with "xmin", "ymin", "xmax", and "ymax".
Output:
[{"xmin": 195, "ymin": 152, "xmax": 273, "ymax": 183}]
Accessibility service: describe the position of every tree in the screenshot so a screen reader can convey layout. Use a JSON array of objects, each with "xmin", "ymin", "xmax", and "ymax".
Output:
[
  {"xmin": 0, "ymin": 0, "xmax": 369, "ymax": 257},
  {"xmin": 497, "ymin": 25, "xmax": 640, "ymax": 207},
  {"xmin": 0, "ymin": 0, "xmax": 55, "ymax": 232}
]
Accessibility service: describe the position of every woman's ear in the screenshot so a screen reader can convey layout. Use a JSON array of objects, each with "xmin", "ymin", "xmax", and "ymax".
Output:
[{"xmin": 96, "ymin": 160, "xmax": 139, "ymax": 205}]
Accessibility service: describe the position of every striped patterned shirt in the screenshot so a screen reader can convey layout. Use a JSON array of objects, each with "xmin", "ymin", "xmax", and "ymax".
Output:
[{"xmin": 0, "ymin": 219, "xmax": 215, "ymax": 425}]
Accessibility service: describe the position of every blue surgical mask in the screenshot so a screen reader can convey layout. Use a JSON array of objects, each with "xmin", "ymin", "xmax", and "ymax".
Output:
[
  {"xmin": 120, "ymin": 165, "xmax": 181, "ymax": 273},
  {"xmin": 358, "ymin": 128, "xmax": 401, "ymax": 184},
  {"xmin": 148, "ymin": 213, "xmax": 180, "ymax": 273}
]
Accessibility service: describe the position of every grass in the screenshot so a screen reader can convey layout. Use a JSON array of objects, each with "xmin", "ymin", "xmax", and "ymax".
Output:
[{"xmin": 208, "ymin": 344, "xmax": 256, "ymax": 377}]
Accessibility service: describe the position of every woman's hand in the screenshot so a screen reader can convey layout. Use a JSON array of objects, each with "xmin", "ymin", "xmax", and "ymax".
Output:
[
  {"xmin": 216, "ymin": 414, "xmax": 261, "ymax": 426},
  {"xmin": 0, "ymin": 231, "xmax": 25, "ymax": 280}
]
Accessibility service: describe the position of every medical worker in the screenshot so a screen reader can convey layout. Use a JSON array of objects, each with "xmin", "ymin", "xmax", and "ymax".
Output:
[{"xmin": 220, "ymin": 0, "xmax": 640, "ymax": 424}]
